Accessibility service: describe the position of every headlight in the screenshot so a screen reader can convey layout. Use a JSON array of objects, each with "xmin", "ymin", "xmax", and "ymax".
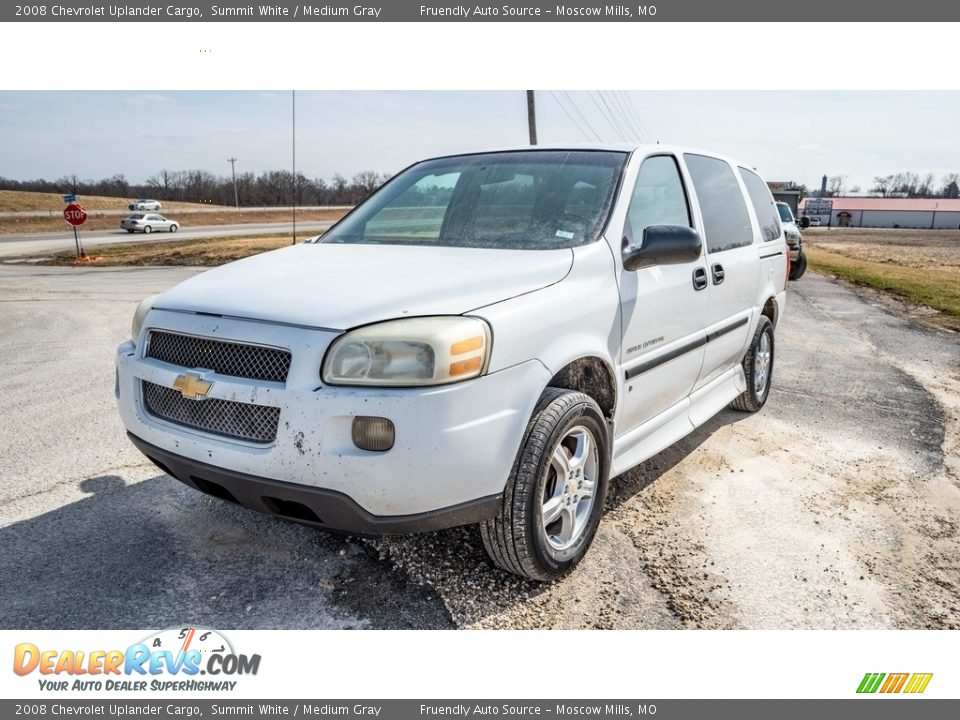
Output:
[
  {"xmin": 322, "ymin": 316, "xmax": 491, "ymax": 387},
  {"xmin": 785, "ymin": 229, "xmax": 799, "ymax": 242},
  {"xmin": 131, "ymin": 294, "xmax": 160, "ymax": 343}
]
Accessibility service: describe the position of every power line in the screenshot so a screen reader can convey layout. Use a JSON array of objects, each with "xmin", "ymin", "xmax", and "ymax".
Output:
[
  {"xmin": 549, "ymin": 91, "xmax": 593, "ymax": 141},
  {"xmin": 561, "ymin": 91, "xmax": 602, "ymax": 141},
  {"xmin": 589, "ymin": 91, "xmax": 628, "ymax": 142},
  {"xmin": 609, "ymin": 91, "xmax": 645, "ymax": 143},
  {"xmin": 624, "ymin": 91, "xmax": 656, "ymax": 144},
  {"xmin": 600, "ymin": 91, "xmax": 637, "ymax": 142}
]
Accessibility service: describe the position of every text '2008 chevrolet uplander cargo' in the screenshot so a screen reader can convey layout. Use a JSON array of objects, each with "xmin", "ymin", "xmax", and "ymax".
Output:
[{"xmin": 116, "ymin": 145, "xmax": 788, "ymax": 580}]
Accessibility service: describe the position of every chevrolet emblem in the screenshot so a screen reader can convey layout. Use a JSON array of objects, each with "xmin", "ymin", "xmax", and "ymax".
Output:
[{"xmin": 172, "ymin": 371, "xmax": 213, "ymax": 400}]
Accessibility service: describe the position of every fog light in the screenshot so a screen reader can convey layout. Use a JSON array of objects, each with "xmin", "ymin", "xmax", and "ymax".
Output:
[{"xmin": 352, "ymin": 416, "xmax": 395, "ymax": 451}]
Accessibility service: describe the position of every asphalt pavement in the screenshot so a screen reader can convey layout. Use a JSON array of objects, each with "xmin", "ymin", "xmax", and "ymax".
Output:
[{"xmin": 0, "ymin": 265, "xmax": 957, "ymax": 629}]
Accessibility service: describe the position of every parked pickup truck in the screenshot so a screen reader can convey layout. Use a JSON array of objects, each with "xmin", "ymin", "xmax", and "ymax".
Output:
[
  {"xmin": 776, "ymin": 201, "xmax": 807, "ymax": 280},
  {"xmin": 116, "ymin": 145, "xmax": 788, "ymax": 581}
]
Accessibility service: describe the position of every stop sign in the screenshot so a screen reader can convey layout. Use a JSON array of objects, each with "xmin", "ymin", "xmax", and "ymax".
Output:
[{"xmin": 63, "ymin": 203, "xmax": 87, "ymax": 226}]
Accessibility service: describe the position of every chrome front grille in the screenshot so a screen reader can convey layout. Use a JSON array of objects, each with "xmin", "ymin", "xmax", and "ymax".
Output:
[
  {"xmin": 142, "ymin": 381, "xmax": 280, "ymax": 444},
  {"xmin": 146, "ymin": 331, "xmax": 291, "ymax": 383}
]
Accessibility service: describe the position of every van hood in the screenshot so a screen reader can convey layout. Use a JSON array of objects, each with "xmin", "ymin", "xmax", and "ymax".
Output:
[{"xmin": 156, "ymin": 243, "xmax": 573, "ymax": 330}]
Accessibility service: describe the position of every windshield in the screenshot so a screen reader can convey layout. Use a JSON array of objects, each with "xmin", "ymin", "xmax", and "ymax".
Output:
[
  {"xmin": 320, "ymin": 150, "xmax": 627, "ymax": 250},
  {"xmin": 776, "ymin": 203, "xmax": 794, "ymax": 223}
]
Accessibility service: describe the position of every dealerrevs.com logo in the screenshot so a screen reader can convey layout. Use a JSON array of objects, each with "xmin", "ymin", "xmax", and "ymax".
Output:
[{"xmin": 13, "ymin": 627, "xmax": 261, "ymax": 692}]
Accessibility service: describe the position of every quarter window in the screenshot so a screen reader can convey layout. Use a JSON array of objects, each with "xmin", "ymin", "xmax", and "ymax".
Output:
[
  {"xmin": 739, "ymin": 168, "xmax": 782, "ymax": 242},
  {"xmin": 623, "ymin": 155, "xmax": 691, "ymax": 248},
  {"xmin": 684, "ymin": 154, "xmax": 755, "ymax": 253}
]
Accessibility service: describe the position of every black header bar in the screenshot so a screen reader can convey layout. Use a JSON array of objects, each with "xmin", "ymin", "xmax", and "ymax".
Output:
[{"xmin": 3, "ymin": 0, "xmax": 957, "ymax": 22}]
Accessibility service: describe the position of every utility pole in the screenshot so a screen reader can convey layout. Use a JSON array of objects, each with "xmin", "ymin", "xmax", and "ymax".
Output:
[
  {"xmin": 227, "ymin": 157, "xmax": 239, "ymax": 209},
  {"xmin": 292, "ymin": 89, "xmax": 297, "ymax": 245},
  {"xmin": 526, "ymin": 90, "xmax": 538, "ymax": 145}
]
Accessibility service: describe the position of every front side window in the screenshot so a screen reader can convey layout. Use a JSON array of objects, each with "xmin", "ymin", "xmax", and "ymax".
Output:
[
  {"xmin": 684, "ymin": 154, "xmax": 755, "ymax": 253},
  {"xmin": 739, "ymin": 168, "xmax": 782, "ymax": 242},
  {"xmin": 321, "ymin": 150, "xmax": 627, "ymax": 250},
  {"xmin": 623, "ymin": 155, "xmax": 691, "ymax": 249}
]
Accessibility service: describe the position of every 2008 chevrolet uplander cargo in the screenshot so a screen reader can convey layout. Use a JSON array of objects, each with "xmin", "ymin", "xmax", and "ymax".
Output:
[{"xmin": 116, "ymin": 145, "xmax": 788, "ymax": 580}]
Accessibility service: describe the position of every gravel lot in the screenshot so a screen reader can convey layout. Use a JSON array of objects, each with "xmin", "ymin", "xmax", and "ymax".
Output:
[{"xmin": 0, "ymin": 265, "xmax": 957, "ymax": 629}]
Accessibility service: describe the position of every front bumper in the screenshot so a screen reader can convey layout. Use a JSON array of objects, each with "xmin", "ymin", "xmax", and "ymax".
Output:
[
  {"xmin": 116, "ymin": 309, "xmax": 550, "ymax": 520},
  {"xmin": 129, "ymin": 433, "xmax": 501, "ymax": 534}
]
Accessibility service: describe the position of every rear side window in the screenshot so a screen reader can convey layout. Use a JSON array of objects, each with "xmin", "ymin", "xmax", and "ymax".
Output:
[
  {"xmin": 739, "ymin": 168, "xmax": 782, "ymax": 242},
  {"xmin": 684, "ymin": 154, "xmax": 754, "ymax": 253},
  {"xmin": 623, "ymin": 155, "xmax": 691, "ymax": 248}
]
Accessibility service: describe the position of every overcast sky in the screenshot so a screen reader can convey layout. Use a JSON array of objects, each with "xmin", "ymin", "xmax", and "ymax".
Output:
[{"xmin": 1, "ymin": 91, "xmax": 958, "ymax": 192}]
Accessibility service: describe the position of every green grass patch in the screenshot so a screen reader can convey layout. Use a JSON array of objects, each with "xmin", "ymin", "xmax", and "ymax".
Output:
[{"xmin": 805, "ymin": 245, "xmax": 960, "ymax": 331}]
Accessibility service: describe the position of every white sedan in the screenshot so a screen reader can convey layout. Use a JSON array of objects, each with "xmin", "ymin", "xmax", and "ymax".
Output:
[{"xmin": 120, "ymin": 213, "xmax": 179, "ymax": 234}]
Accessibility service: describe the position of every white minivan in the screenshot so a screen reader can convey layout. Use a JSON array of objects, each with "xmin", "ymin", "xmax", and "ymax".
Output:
[{"xmin": 116, "ymin": 145, "xmax": 788, "ymax": 580}]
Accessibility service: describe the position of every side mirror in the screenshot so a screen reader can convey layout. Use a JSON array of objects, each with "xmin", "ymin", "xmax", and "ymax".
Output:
[
  {"xmin": 622, "ymin": 225, "xmax": 702, "ymax": 271},
  {"xmin": 799, "ymin": 216, "xmax": 811, "ymax": 229}
]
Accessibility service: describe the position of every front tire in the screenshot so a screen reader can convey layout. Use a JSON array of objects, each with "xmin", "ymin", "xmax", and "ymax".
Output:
[
  {"xmin": 169, "ymin": 224, "xmax": 178, "ymax": 233},
  {"xmin": 481, "ymin": 388, "xmax": 609, "ymax": 581},
  {"xmin": 730, "ymin": 315, "xmax": 774, "ymax": 412},
  {"xmin": 789, "ymin": 249, "xmax": 807, "ymax": 280}
]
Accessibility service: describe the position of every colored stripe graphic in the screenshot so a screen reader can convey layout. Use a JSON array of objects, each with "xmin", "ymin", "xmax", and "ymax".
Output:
[
  {"xmin": 857, "ymin": 673, "xmax": 885, "ymax": 693},
  {"xmin": 904, "ymin": 673, "xmax": 933, "ymax": 694},
  {"xmin": 880, "ymin": 673, "xmax": 909, "ymax": 693},
  {"xmin": 857, "ymin": 672, "xmax": 932, "ymax": 694}
]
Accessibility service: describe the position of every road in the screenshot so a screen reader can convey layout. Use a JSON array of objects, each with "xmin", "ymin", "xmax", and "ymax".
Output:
[
  {"xmin": 0, "ymin": 221, "xmax": 336, "ymax": 258},
  {"xmin": 0, "ymin": 265, "xmax": 957, "ymax": 629},
  {"xmin": 0, "ymin": 206, "xmax": 351, "ymax": 218}
]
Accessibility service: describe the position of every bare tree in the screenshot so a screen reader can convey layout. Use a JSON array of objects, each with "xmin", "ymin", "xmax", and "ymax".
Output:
[
  {"xmin": 872, "ymin": 175, "xmax": 893, "ymax": 196},
  {"xmin": 942, "ymin": 173, "xmax": 960, "ymax": 199},
  {"xmin": 827, "ymin": 175, "xmax": 847, "ymax": 197}
]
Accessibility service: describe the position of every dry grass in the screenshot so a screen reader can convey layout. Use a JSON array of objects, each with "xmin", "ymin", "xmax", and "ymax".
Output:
[
  {"xmin": 0, "ymin": 189, "xmax": 222, "ymax": 213},
  {"xmin": 0, "ymin": 209, "xmax": 347, "ymax": 235},
  {"xmin": 40, "ymin": 234, "xmax": 299, "ymax": 267},
  {"xmin": 804, "ymin": 228, "xmax": 960, "ymax": 331}
]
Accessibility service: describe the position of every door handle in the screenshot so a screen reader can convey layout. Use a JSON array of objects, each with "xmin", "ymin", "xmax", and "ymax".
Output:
[
  {"xmin": 712, "ymin": 263, "xmax": 725, "ymax": 285},
  {"xmin": 692, "ymin": 267, "xmax": 708, "ymax": 291}
]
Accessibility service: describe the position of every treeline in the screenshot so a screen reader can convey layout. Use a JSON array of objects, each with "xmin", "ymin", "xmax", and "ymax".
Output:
[
  {"xmin": 817, "ymin": 172, "xmax": 960, "ymax": 199},
  {"xmin": 0, "ymin": 169, "xmax": 393, "ymax": 206},
  {"xmin": 870, "ymin": 172, "xmax": 960, "ymax": 199}
]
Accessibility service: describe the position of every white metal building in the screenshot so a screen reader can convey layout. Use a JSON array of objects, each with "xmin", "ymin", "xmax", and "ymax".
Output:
[{"xmin": 799, "ymin": 197, "xmax": 960, "ymax": 229}]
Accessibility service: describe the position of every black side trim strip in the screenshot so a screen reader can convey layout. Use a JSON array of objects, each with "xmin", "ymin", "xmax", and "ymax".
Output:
[
  {"xmin": 625, "ymin": 335, "xmax": 707, "ymax": 380},
  {"xmin": 760, "ymin": 250, "xmax": 784, "ymax": 259},
  {"xmin": 706, "ymin": 315, "xmax": 749, "ymax": 342},
  {"xmin": 624, "ymin": 316, "xmax": 752, "ymax": 380}
]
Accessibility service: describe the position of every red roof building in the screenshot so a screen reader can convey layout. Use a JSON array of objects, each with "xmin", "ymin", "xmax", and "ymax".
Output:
[{"xmin": 799, "ymin": 197, "xmax": 960, "ymax": 229}]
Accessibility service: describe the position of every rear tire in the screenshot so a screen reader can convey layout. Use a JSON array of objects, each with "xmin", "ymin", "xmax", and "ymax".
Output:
[
  {"xmin": 730, "ymin": 315, "xmax": 774, "ymax": 412},
  {"xmin": 481, "ymin": 387, "xmax": 609, "ymax": 581},
  {"xmin": 789, "ymin": 249, "xmax": 807, "ymax": 280},
  {"xmin": 126, "ymin": 229, "xmax": 134, "ymax": 233},
  {"xmin": 143, "ymin": 226, "xmax": 152, "ymax": 234}
]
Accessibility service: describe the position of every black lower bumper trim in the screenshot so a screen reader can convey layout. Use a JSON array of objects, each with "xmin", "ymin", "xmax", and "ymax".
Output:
[{"xmin": 128, "ymin": 433, "xmax": 501, "ymax": 535}]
